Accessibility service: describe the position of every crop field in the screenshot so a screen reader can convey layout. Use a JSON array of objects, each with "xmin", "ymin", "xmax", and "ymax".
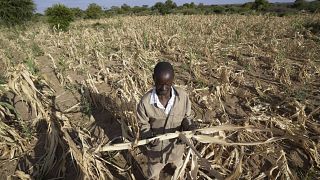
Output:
[{"xmin": 0, "ymin": 14, "xmax": 320, "ymax": 179}]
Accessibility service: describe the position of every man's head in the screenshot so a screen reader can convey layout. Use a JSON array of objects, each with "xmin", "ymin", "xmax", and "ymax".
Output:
[{"xmin": 153, "ymin": 62, "xmax": 174, "ymax": 96}]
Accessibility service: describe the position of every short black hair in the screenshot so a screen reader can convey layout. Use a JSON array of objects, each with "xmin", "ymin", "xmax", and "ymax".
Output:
[{"xmin": 153, "ymin": 61, "xmax": 174, "ymax": 78}]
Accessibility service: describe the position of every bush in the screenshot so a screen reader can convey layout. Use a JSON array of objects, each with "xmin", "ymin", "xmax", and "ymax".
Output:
[
  {"xmin": 252, "ymin": 0, "xmax": 270, "ymax": 11},
  {"xmin": 304, "ymin": 21, "xmax": 320, "ymax": 35},
  {"xmin": 292, "ymin": 0, "xmax": 307, "ymax": 10},
  {"xmin": 85, "ymin": 3, "xmax": 103, "ymax": 19},
  {"xmin": 71, "ymin": 7, "xmax": 84, "ymax": 19},
  {"xmin": 131, "ymin": 6, "xmax": 148, "ymax": 14},
  {"xmin": 306, "ymin": 1, "xmax": 320, "ymax": 13},
  {"xmin": 0, "ymin": 0, "xmax": 35, "ymax": 26},
  {"xmin": 177, "ymin": 8, "xmax": 199, "ymax": 15},
  {"xmin": 152, "ymin": 2, "xmax": 167, "ymax": 15},
  {"xmin": 31, "ymin": 13, "xmax": 45, "ymax": 23},
  {"xmin": 268, "ymin": 6, "xmax": 298, "ymax": 17},
  {"xmin": 152, "ymin": 0, "xmax": 177, "ymax": 15},
  {"xmin": 45, "ymin": 4, "xmax": 74, "ymax": 31},
  {"xmin": 211, "ymin": 6, "xmax": 226, "ymax": 14},
  {"xmin": 121, "ymin": 4, "xmax": 131, "ymax": 12},
  {"xmin": 225, "ymin": 6, "xmax": 244, "ymax": 14}
]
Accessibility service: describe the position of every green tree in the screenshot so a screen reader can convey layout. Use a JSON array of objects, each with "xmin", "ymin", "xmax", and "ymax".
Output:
[
  {"xmin": 152, "ymin": 0, "xmax": 177, "ymax": 15},
  {"xmin": 182, "ymin": 2, "xmax": 196, "ymax": 9},
  {"xmin": 105, "ymin": 6, "xmax": 122, "ymax": 16},
  {"xmin": 45, "ymin": 4, "xmax": 74, "ymax": 31},
  {"xmin": 0, "ymin": 0, "xmax": 35, "ymax": 26},
  {"xmin": 71, "ymin": 7, "xmax": 84, "ymax": 18},
  {"xmin": 85, "ymin": 3, "xmax": 103, "ymax": 19},
  {"xmin": 32, "ymin": 13, "xmax": 45, "ymax": 22},
  {"xmin": 198, "ymin": 3, "xmax": 205, "ymax": 8},
  {"xmin": 121, "ymin": 4, "xmax": 131, "ymax": 12},
  {"xmin": 252, "ymin": 0, "xmax": 270, "ymax": 11},
  {"xmin": 292, "ymin": 0, "xmax": 307, "ymax": 9},
  {"xmin": 132, "ymin": 5, "xmax": 149, "ymax": 15},
  {"xmin": 242, "ymin": 2, "xmax": 254, "ymax": 10},
  {"xmin": 165, "ymin": 0, "xmax": 177, "ymax": 9},
  {"xmin": 210, "ymin": 6, "xmax": 226, "ymax": 14},
  {"xmin": 152, "ymin": 2, "xmax": 166, "ymax": 14},
  {"xmin": 307, "ymin": 0, "xmax": 320, "ymax": 12}
]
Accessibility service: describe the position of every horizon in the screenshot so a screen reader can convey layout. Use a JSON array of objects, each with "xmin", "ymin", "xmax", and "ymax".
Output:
[{"xmin": 34, "ymin": 0, "xmax": 297, "ymax": 13}]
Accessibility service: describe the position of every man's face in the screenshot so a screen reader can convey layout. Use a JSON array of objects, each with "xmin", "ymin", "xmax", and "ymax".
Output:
[{"xmin": 153, "ymin": 72, "xmax": 173, "ymax": 96}]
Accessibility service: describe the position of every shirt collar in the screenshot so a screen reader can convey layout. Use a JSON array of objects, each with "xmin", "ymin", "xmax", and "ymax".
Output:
[{"xmin": 150, "ymin": 87, "xmax": 175, "ymax": 107}]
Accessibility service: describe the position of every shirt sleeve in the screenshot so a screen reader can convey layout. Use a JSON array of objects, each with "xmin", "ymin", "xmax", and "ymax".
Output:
[
  {"xmin": 137, "ymin": 101, "xmax": 152, "ymax": 139},
  {"xmin": 182, "ymin": 94, "xmax": 196, "ymax": 130}
]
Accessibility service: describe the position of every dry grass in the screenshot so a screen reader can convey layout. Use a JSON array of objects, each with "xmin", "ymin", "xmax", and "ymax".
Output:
[{"xmin": 0, "ymin": 14, "xmax": 320, "ymax": 179}]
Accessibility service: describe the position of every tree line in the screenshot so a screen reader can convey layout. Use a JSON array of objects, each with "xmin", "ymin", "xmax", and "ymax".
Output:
[
  {"xmin": 53, "ymin": 0, "xmax": 320, "ymax": 18},
  {"xmin": 0, "ymin": 0, "xmax": 320, "ymax": 30},
  {"xmin": 102, "ymin": 0, "xmax": 320, "ymax": 16}
]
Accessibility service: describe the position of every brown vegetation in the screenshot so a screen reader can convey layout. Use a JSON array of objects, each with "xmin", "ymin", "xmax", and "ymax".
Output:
[{"xmin": 0, "ymin": 14, "xmax": 319, "ymax": 179}]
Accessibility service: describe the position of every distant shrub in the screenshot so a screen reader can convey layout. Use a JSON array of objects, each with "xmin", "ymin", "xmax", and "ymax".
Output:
[
  {"xmin": 71, "ymin": 7, "xmax": 85, "ymax": 19},
  {"xmin": 304, "ymin": 21, "xmax": 320, "ymax": 35},
  {"xmin": 0, "ymin": 0, "xmax": 35, "ymax": 26},
  {"xmin": 292, "ymin": 0, "xmax": 307, "ymax": 10},
  {"xmin": 306, "ymin": 1, "xmax": 320, "ymax": 13},
  {"xmin": 45, "ymin": 4, "xmax": 74, "ymax": 31},
  {"xmin": 252, "ymin": 0, "xmax": 270, "ymax": 11},
  {"xmin": 152, "ymin": 0, "xmax": 177, "ymax": 15},
  {"xmin": 85, "ymin": 3, "xmax": 103, "ymax": 19},
  {"xmin": 121, "ymin": 4, "xmax": 131, "ymax": 13},
  {"xmin": 152, "ymin": 2, "xmax": 168, "ymax": 15},
  {"xmin": 31, "ymin": 13, "xmax": 45, "ymax": 22},
  {"xmin": 268, "ymin": 6, "xmax": 298, "ymax": 16},
  {"xmin": 242, "ymin": 2, "xmax": 254, "ymax": 10},
  {"xmin": 225, "ymin": 6, "xmax": 244, "ymax": 14},
  {"xmin": 178, "ymin": 8, "xmax": 199, "ymax": 15},
  {"xmin": 131, "ymin": 5, "xmax": 149, "ymax": 15},
  {"xmin": 206, "ymin": 6, "xmax": 226, "ymax": 14},
  {"xmin": 133, "ymin": 9, "xmax": 154, "ymax": 16}
]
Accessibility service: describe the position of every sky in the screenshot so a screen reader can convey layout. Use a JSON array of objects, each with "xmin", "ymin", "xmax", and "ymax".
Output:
[{"xmin": 34, "ymin": 0, "xmax": 296, "ymax": 13}]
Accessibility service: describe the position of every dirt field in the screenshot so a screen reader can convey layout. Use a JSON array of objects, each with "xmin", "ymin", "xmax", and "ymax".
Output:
[{"xmin": 0, "ymin": 14, "xmax": 320, "ymax": 179}]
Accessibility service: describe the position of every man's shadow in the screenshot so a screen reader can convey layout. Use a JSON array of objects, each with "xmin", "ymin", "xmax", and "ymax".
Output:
[
  {"xmin": 15, "ymin": 87, "xmax": 145, "ymax": 179},
  {"xmin": 81, "ymin": 86, "xmax": 147, "ymax": 180},
  {"xmin": 16, "ymin": 96, "xmax": 82, "ymax": 179}
]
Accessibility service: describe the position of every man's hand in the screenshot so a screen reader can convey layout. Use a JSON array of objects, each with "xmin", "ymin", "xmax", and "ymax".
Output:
[
  {"xmin": 148, "ymin": 138, "xmax": 160, "ymax": 147},
  {"xmin": 181, "ymin": 118, "xmax": 196, "ymax": 131}
]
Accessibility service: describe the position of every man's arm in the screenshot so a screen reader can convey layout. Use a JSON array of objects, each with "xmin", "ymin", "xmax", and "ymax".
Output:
[
  {"xmin": 137, "ymin": 101, "xmax": 160, "ymax": 147},
  {"xmin": 181, "ymin": 95, "xmax": 196, "ymax": 131},
  {"xmin": 137, "ymin": 101, "xmax": 152, "ymax": 139}
]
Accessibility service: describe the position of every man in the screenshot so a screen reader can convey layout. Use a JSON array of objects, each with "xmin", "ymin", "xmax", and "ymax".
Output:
[{"xmin": 137, "ymin": 61, "xmax": 195, "ymax": 180}]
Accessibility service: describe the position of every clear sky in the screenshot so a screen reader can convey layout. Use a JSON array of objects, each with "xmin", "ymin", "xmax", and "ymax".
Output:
[{"xmin": 34, "ymin": 0, "xmax": 296, "ymax": 13}]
